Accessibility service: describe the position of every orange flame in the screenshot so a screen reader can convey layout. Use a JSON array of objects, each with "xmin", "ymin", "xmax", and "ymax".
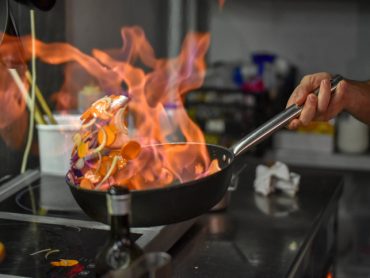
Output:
[
  {"xmin": 218, "ymin": 0, "xmax": 226, "ymax": 10},
  {"xmin": 0, "ymin": 27, "xmax": 220, "ymax": 189}
]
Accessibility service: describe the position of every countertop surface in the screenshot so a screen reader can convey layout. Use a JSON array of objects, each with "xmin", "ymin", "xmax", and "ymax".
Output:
[
  {"xmin": 0, "ymin": 158, "xmax": 343, "ymax": 277},
  {"xmin": 169, "ymin": 158, "xmax": 343, "ymax": 278}
]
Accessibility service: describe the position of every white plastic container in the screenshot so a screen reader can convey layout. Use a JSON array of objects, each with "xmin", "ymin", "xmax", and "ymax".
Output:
[
  {"xmin": 337, "ymin": 114, "xmax": 369, "ymax": 154},
  {"xmin": 37, "ymin": 114, "xmax": 81, "ymax": 176}
]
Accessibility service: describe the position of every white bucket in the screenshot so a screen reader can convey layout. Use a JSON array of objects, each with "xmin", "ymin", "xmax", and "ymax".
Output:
[{"xmin": 37, "ymin": 114, "xmax": 81, "ymax": 176}]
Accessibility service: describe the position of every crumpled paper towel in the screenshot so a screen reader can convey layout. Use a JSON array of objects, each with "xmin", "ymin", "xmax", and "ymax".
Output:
[{"xmin": 253, "ymin": 161, "xmax": 300, "ymax": 197}]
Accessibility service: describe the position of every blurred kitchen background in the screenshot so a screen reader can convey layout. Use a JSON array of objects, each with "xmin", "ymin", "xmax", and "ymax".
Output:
[{"xmin": 5, "ymin": 0, "xmax": 370, "ymax": 277}]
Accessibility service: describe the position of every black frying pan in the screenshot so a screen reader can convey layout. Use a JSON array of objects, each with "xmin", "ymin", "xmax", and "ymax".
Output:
[
  {"xmin": 67, "ymin": 143, "xmax": 234, "ymax": 227},
  {"xmin": 66, "ymin": 75, "xmax": 343, "ymax": 227}
]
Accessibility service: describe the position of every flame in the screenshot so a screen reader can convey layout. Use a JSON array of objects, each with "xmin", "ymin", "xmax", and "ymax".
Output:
[
  {"xmin": 218, "ymin": 0, "xmax": 226, "ymax": 10},
  {"xmin": 0, "ymin": 27, "xmax": 220, "ymax": 189},
  {"xmin": 0, "ymin": 60, "xmax": 29, "ymax": 149}
]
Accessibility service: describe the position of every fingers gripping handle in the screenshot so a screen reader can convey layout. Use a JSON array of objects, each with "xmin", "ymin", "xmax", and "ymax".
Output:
[{"xmin": 230, "ymin": 74, "xmax": 344, "ymax": 156}]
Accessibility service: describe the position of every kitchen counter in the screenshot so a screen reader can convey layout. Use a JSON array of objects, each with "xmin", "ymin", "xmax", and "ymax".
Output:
[
  {"xmin": 169, "ymin": 159, "xmax": 343, "ymax": 278},
  {"xmin": 0, "ymin": 159, "xmax": 343, "ymax": 277}
]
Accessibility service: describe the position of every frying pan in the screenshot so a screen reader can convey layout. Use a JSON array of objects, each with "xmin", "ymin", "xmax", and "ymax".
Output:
[{"xmin": 66, "ymin": 75, "xmax": 343, "ymax": 227}]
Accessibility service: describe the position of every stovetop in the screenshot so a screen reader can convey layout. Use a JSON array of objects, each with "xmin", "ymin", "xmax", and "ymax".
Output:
[
  {"xmin": 0, "ymin": 218, "xmax": 109, "ymax": 277},
  {"xmin": 0, "ymin": 170, "xmax": 194, "ymax": 277},
  {"xmin": 0, "ymin": 173, "xmax": 87, "ymax": 219}
]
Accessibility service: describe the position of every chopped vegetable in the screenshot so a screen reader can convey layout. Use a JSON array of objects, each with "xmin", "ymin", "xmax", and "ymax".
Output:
[
  {"xmin": 98, "ymin": 126, "xmax": 116, "ymax": 147},
  {"xmin": 45, "ymin": 249, "xmax": 60, "ymax": 259},
  {"xmin": 30, "ymin": 248, "xmax": 51, "ymax": 256},
  {"xmin": 121, "ymin": 141, "xmax": 141, "ymax": 160},
  {"xmin": 77, "ymin": 142, "xmax": 89, "ymax": 158},
  {"xmin": 69, "ymin": 95, "xmax": 141, "ymax": 191},
  {"xmin": 80, "ymin": 178, "xmax": 94, "ymax": 190},
  {"xmin": 50, "ymin": 259, "xmax": 79, "ymax": 267}
]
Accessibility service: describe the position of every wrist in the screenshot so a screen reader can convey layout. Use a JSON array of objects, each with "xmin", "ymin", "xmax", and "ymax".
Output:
[{"xmin": 342, "ymin": 79, "xmax": 370, "ymax": 125}]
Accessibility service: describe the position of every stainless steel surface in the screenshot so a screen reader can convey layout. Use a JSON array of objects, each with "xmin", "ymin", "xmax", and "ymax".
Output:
[
  {"xmin": 231, "ymin": 74, "xmax": 344, "ymax": 156},
  {"xmin": 111, "ymin": 252, "xmax": 172, "ymax": 278},
  {"xmin": 169, "ymin": 159, "xmax": 343, "ymax": 278}
]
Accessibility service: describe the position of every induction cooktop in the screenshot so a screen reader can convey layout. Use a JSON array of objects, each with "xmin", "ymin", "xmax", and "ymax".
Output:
[{"xmin": 0, "ymin": 170, "xmax": 194, "ymax": 277}]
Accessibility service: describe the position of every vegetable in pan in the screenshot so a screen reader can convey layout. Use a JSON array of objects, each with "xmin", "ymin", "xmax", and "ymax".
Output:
[
  {"xmin": 68, "ymin": 93, "xmax": 221, "ymax": 192},
  {"xmin": 68, "ymin": 95, "xmax": 142, "ymax": 191}
]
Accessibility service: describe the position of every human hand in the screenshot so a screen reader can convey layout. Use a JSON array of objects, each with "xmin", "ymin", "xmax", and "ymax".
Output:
[{"xmin": 286, "ymin": 72, "xmax": 347, "ymax": 129}]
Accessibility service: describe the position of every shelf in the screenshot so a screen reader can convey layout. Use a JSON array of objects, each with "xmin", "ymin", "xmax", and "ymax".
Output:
[{"xmin": 265, "ymin": 149, "xmax": 370, "ymax": 171}]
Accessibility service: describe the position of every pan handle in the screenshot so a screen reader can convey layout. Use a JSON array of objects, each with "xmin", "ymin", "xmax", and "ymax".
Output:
[{"xmin": 230, "ymin": 74, "xmax": 344, "ymax": 156}]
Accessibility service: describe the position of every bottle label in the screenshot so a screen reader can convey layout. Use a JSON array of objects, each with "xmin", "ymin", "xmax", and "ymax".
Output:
[{"xmin": 107, "ymin": 195, "xmax": 130, "ymax": 215}]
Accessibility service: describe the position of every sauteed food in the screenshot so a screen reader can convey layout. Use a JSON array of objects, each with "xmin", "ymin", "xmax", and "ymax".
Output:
[{"xmin": 67, "ymin": 95, "xmax": 142, "ymax": 191}]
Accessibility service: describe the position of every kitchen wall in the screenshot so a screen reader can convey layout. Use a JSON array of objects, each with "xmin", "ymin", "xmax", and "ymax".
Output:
[
  {"xmin": 64, "ymin": 0, "xmax": 168, "ymax": 58},
  {"xmin": 208, "ymin": 0, "xmax": 370, "ymax": 80},
  {"xmin": 64, "ymin": 0, "xmax": 209, "ymax": 59}
]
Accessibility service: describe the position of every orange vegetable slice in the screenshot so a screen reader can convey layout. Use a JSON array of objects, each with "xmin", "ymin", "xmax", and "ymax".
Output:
[
  {"xmin": 77, "ymin": 142, "xmax": 89, "ymax": 158},
  {"xmin": 80, "ymin": 178, "xmax": 94, "ymax": 190},
  {"xmin": 93, "ymin": 97, "xmax": 111, "ymax": 111},
  {"xmin": 99, "ymin": 156, "xmax": 117, "ymax": 177},
  {"xmin": 50, "ymin": 259, "xmax": 79, "ymax": 267},
  {"xmin": 98, "ymin": 126, "xmax": 116, "ymax": 147},
  {"xmin": 108, "ymin": 123, "xmax": 118, "ymax": 133},
  {"xmin": 121, "ymin": 141, "xmax": 141, "ymax": 161},
  {"xmin": 80, "ymin": 108, "xmax": 93, "ymax": 122},
  {"xmin": 95, "ymin": 156, "xmax": 119, "ymax": 189},
  {"xmin": 91, "ymin": 98, "xmax": 113, "ymax": 120}
]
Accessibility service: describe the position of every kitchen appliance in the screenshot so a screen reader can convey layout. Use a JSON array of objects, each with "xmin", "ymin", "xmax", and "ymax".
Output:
[
  {"xmin": 66, "ymin": 75, "xmax": 344, "ymax": 227},
  {"xmin": 0, "ymin": 171, "xmax": 194, "ymax": 277}
]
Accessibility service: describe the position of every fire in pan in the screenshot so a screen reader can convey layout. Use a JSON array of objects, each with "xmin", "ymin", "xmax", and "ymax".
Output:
[{"xmin": 66, "ymin": 75, "xmax": 343, "ymax": 227}]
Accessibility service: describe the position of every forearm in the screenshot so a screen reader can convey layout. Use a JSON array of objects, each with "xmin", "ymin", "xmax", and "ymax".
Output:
[{"xmin": 343, "ymin": 79, "xmax": 370, "ymax": 125}]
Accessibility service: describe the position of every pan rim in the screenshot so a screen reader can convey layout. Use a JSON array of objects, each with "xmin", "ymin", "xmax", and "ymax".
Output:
[{"xmin": 66, "ymin": 142, "xmax": 234, "ymax": 194}]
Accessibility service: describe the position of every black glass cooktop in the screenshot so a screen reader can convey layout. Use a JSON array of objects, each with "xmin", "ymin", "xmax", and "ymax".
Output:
[
  {"xmin": 0, "ymin": 173, "xmax": 142, "ymax": 277},
  {"xmin": 0, "ymin": 218, "xmax": 108, "ymax": 277},
  {"xmin": 0, "ymin": 174, "xmax": 91, "ymax": 220}
]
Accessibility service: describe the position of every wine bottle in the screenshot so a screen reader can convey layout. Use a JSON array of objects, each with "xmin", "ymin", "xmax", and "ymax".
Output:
[{"xmin": 95, "ymin": 186, "xmax": 143, "ymax": 277}]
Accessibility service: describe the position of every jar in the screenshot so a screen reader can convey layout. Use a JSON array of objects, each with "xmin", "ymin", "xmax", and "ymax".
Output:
[{"xmin": 337, "ymin": 113, "xmax": 369, "ymax": 154}]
